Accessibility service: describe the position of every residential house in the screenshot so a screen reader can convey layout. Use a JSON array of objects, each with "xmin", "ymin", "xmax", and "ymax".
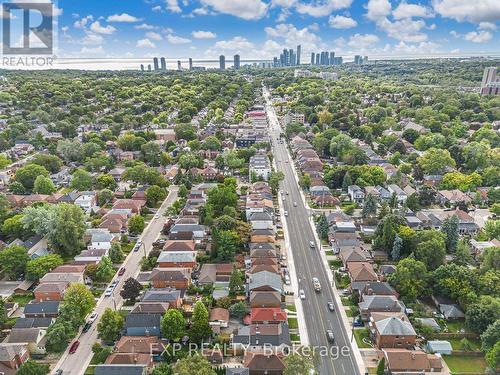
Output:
[
  {"xmin": 105, "ymin": 353, "xmax": 153, "ymax": 368},
  {"xmin": 198, "ymin": 264, "xmax": 233, "ymax": 285},
  {"xmin": 250, "ymin": 308, "xmax": 287, "ymax": 325},
  {"xmin": 437, "ymin": 190, "xmax": 472, "ymax": 206},
  {"xmin": 157, "ymin": 251, "xmax": 197, "ymax": 268},
  {"xmin": 0, "ymin": 344, "xmax": 30, "ymax": 375},
  {"xmin": 74, "ymin": 191, "xmax": 97, "ymax": 213},
  {"xmin": 381, "ymin": 349, "xmax": 443, "ymax": 373},
  {"xmin": 94, "ymin": 364, "xmax": 147, "ymax": 375},
  {"xmin": 23, "ymin": 301, "xmax": 59, "ymax": 318},
  {"xmin": 243, "ymin": 352, "xmax": 285, "ymax": 375},
  {"xmin": 115, "ymin": 336, "xmax": 162, "ymax": 360},
  {"xmin": 249, "ymin": 212, "xmax": 274, "ymax": 230},
  {"xmin": 113, "ymin": 199, "xmax": 146, "ymax": 214},
  {"xmin": 209, "ymin": 308, "xmax": 230, "ymax": 334},
  {"xmin": 250, "ymin": 229, "xmax": 275, "ymax": 243},
  {"xmin": 148, "ymin": 268, "xmax": 191, "ymax": 289},
  {"xmin": 248, "ymin": 271, "xmax": 282, "ymax": 294},
  {"xmin": 358, "ymin": 295, "xmax": 405, "ymax": 321},
  {"xmin": 372, "ymin": 316, "xmax": 416, "ymax": 349},
  {"xmin": 163, "ymin": 240, "xmax": 196, "ymax": 252},
  {"xmin": 387, "ymin": 184, "xmax": 407, "ymax": 204},
  {"xmin": 33, "ymin": 282, "xmax": 68, "ymax": 302},
  {"xmin": 232, "ymin": 322, "xmax": 291, "ymax": 349},
  {"xmin": 6, "ymin": 328, "xmax": 46, "ymax": 355},
  {"xmin": 249, "ymin": 153, "xmax": 271, "ymax": 181},
  {"xmin": 154, "ymin": 128, "xmax": 176, "ymax": 142},
  {"xmin": 347, "ymin": 262, "xmax": 378, "ymax": 283},
  {"xmin": 348, "ymin": 185, "xmax": 365, "ymax": 204},
  {"xmin": 125, "ymin": 314, "xmax": 161, "ymax": 336},
  {"xmin": 250, "ymin": 291, "xmax": 281, "ymax": 308}
]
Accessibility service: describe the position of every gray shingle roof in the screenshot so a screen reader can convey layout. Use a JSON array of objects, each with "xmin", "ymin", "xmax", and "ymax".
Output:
[
  {"xmin": 248, "ymin": 271, "xmax": 282, "ymax": 293},
  {"xmin": 94, "ymin": 365, "xmax": 146, "ymax": 375},
  {"xmin": 375, "ymin": 317, "xmax": 416, "ymax": 336}
]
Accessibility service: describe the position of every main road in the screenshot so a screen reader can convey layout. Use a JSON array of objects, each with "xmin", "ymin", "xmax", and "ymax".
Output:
[
  {"xmin": 52, "ymin": 186, "xmax": 179, "ymax": 375},
  {"xmin": 264, "ymin": 89, "xmax": 362, "ymax": 375}
]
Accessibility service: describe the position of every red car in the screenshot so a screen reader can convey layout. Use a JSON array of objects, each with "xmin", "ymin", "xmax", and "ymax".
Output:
[
  {"xmin": 118, "ymin": 268, "xmax": 126, "ymax": 276},
  {"xmin": 69, "ymin": 341, "xmax": 80, "ymax": 354}
]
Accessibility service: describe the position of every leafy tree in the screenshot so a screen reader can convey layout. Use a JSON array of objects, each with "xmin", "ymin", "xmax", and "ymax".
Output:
[
  {"xmin": 229, "ymin": 301, "xmax": 248, "ymax": 318},
  {"xmin": 481, "ymin": 320, "xmax": 500, "ymax": 352},
  {"xmin": 178, "ymin": 152, "xmax": 201, "ymax": 170},
  {"xmin": 146, "ymin": 185, "xmax": 167, "ymax": 206},
  {"xmin": 17, "ymin": 360, "xmax": 49, "ymax": 375},
  {"xmin": 388, "ymin": 258, "xmax": 429, "ymax": 302},
  {"xmin": 465, "ymin": 296, "xmax": 500, "ymax": 333},
  {"xmin": 0, "ymin": 245, "xmax": 29, "ymax": 279},
  {"xmin": 441, "ymin": 215, "xmax": 459, "ymax": 253},
  {"xmin": 362, "ymin": 193, "xmax": 377, "ymax": 218},
  {"xmin": 120, "ymin": 277, "xmax": 142, "ymax": 302},
  {"xmin": 33, "ymin": 175, "xmax": 56, "ymax": 194},
  {"xmin": 189, "ymin": 301, "xmax": 211, "ymax": 344},
  {"xmin": 453, "ymin": 240, "xmax": 473, "ymax": 266},
  {"xmin": 373, "ymin": 214, "xmax": 406, "ymax": 253},
  {"xmin": 414, "ymin": 230, "xmax": 446, "ymax": 271},
  {"xmin": 417, "ymin": 148, "xmax": 456, "ymax": 175},
  {"xmin": 202, "ymin": 136, "xmax": 221, "ymax": 151},
  {"xmin": 128, "ymin": 215, "xmax": 145, "ymax": 235},
  {"xmin": 161, "ymin": 309, "xmax": 185, "ymax": 341},
  {"xmin": 49, "ymin": 203, "xmax": 86, "ymax": 256},
  {"xmin": 95, "ymin": 256, "xmax": 115, "ymax": 281},
  {"xmin": 26, "ymin": 254, "xmax": 64, "ymax": 280},
  {"xmin": 268, "ymin": 171, "xmax": 285, "ymax": 194},
  {"xmin": 70, "ymin": 168, "xmax": 93, "ymax": 191},
  {"xmin": 485, "ymin": 341, "xmax": 500, "ymax": 371},
  {"xmin": 30, "ymin": 154, "xmax": 63, "ymax": 173},
  {"xmin": 15, "ymin": 164, "xmax": 49, "ymax": 191},
  {"xmin": 213, "ymin": 229, "xmax": 240, "ymax": 261},
  {"xmin": 151, "ymin": 363, "xmax": 173, "ymax": 375},
  {"xmin": 391, "ymin": 234, "xmax": 403, "ymax": 261},
  {"xmin": 207, "ymin": 181, "xmax": 238, "ymax": 216},
  {"xmin": 109, "ymin": 242, "xmax": 124, "ymax": 263},
  {"xmin": 96, "ymin": 174, "xmax": 117, "ymax": 191},
  {"xmin": 92, "ymin": 343, "xmax": 112, "ymax": 364},
  {"xmin": 97, "ymin": 308, "xmax": 124, "ymax": 342},
  {"xmin": 46, "ymin": 319, "xmax": 76, "ymax": 352},
  {"xmin": 98, "ymin": 189, "xmax": 114, "ymax": 206},
  {"xmin": 60, "ymin": 283, "xmax": 96, "ymax": 327},
  {"xmin": 433, "ymin": 264, "xmax": 477, "ymax": 305},
  {"xmin": 0, "ymin": 154, "xmax": 11, "ymax": 169},
  {"xmin": 481, "ymin": 247, "xmax": 500, "ymax": 272},
  {"xmin": 229, "ymin": 266, "xmax": 244, "ymax": 296},
  {"xmin": 316, "ymin": 213, "xmax": 329, "ymax": 240},
  {"xmin": 141, "ymin": 141, "xmax": 162, "ymax": 166},
  {"xmin": 0, "ymin": 298, "xmax": 6, "ymax": 327},
  {"xmin": 174, "ymin": 354, "xmax": 216, "ymax": 375},
  {"xmin": 283, "ymin": 353, "xmax": 316, "ymax": 375},
  {"xmin": 1, "ymin": 214, "xmax": 32, "ymax": 241},
  {"xmin": 174, "ymin": 123, "xmax": 197, "ymax": 141},
  {"xmin": 484, "ymin": 220, "xmax": 500, "ymax": 241},
  {"xmin": 376, "ymin": 358, "xmax": 385, "ymax": 375}
]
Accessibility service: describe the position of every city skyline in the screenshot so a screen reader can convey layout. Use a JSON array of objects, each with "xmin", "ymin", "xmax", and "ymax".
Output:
[{"xmin": 46, "ymin": 0, "xmax": 498, "ymax": 61}]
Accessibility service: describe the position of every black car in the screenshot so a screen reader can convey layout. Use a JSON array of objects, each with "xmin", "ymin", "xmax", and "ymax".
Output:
[
  {"xmin": 326, "ymin": 329, "xmax": 335, "ymax": 343},
  {"xmin": 55, "ymin": 370, "xmax": 63, "ymax": 375},
  {"xmin": 82, "ymin": 322, "xmax": 92, "ymax": 333}
]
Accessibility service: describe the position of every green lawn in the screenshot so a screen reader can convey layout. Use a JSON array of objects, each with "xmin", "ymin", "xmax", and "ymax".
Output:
[
  {"xmin": 325, "ymin": 250, "xmax": 334, "ymax": 256},
  {"xmin": 121, "ymin": 241, "xmax": 136, "ymax": 254},
  {"xmin": 8, "ymin": 293, "xmax": 34, "ymax": 306},
  {"xmin": 443, "ymin": 355, "xmax": 487, "ymax": 374},
  {"xmin": 329, "ymin": 259, "xmax": 342, "ymax": 269},
  {"xmin": 290, "ymin": 333, "xmax": 300, "ymax": 342},
  {"xmin": 341, "ymin": 297, "xmax": 355, "ymax": 306},
  {"xmin": 288, "ymin": 318, "xmax": 298, "ymax": 329},
  {"xmin": 286, "ymin": 304, "xmax": 296, "ymax": 312},
  {"xmin": 447, "ymin": 338, "xmax": 481, "ymax": 351},
  {"xmin": 353, "ymin": 328, "xmax": 372, "ymax": 349},
  {"xmin": 445, "ymin": 321, "xmax": 470, "ymax": 333}
]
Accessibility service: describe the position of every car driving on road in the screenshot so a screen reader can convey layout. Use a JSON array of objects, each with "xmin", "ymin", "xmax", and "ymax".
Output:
[
  {"xmin": 309, "ymin": 241, "xmax": 315, "ymax": 248},
  {"xmin": 326, "ymin": 329, "xmax": 335, "ymax": 343},
  {"xmin": 312, "ymin": 277, "xmax": 321, "ymax": 292},
  {"xmin": 299, "ymin": 289, "xmax": 306, "ymax": 300},
  {"xmin": 327, "ymin": 302, "xmax": 335, "ymax": 311}
]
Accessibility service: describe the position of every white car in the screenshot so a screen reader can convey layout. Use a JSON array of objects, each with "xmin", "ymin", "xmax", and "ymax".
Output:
[
  {"xmin": 88, "ymin": 312, "xmax": 98, "ymax": 323},
  {"xmin": 299, "ymin": 289, "xmax": 306, "ymax": 300},
  {"xmin": 284, "ymin": 211, "xmax": 288, "ymax": 216},
  {"xmin": 154, "ymin": 214, "xmax": 160, "ymax": 219},
  {"xmin": 104, "ymin": 287, "xmax": 113, "ymax": 297},
  {"xmin": 284, "ymin": 275, "xmax": 291, "ymax": 285}
]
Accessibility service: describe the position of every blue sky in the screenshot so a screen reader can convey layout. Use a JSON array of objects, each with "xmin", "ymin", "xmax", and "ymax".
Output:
[{"xmin": 48, "ymin": 0, "xmax": 500, "ymax": 59}]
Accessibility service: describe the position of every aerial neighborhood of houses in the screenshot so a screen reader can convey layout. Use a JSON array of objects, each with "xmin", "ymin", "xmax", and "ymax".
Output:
[{"xmin": 0, "ymin": 61, "xmax": 499, "ymax": 375}]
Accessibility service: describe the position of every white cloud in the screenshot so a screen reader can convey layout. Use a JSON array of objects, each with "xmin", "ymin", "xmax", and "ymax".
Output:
[
  {"xmin": 478, "ymin": 22, "xmax": 497, "ymax": 30},
  {"xmin": 271, "ymin": 0, "xmax": 297, "ymax": 7},
  {"xmin": 166, "ymin": 34, "xmax": 191, "ymax": 44},
  {"xmin": 200, "ymin": 0, "xmax": 268, "ymax": 20},
  {"xmin": 166, "ymin": 0, "xmax": 182, "ymax": 13},
  {"xmin": 136, "ymin": 38, "xmax": 156, "ymax": 48},
  {"xmin": 107, "ymin": 13, "xmax": 141, "ymax": 22},
  {"xmin": 265, "ymin": 23, "xmax": 322, "ymax": 50},
  {"xmin": 347, "ymin": 33, "xmax": 380, "ymax": 48},
  {"xmin": 146, "ymin": 32, "xmax": 162, "ymax": 41},
  {"xmin": 296, "ymin": 0, "xmax": 353, "ymax": 17},
  {"xmin": 450, "ymin": 30, "xmax": 460, "ymax": 38},
  {"xmin": 192, "ymin": 30, "xmax": 217, "ymax": 39},
  {"xmin": 378, "ymin": 18, "xmax": 428, "ymax": 42},
  {"xmin": 152, "ymin": 5, "xmax": 163, "ymax": 12},
  {"xmin": 135, "ymin": 23, "xmax": 157, "ymax": 30},
  {"xmin": 192, "ymin": 7, "xmax": 210, "ymax": 15},
  {"xmin": 365, "ymin": 0, "xmax": 391, "ymax": 21},
  {"xmin": 81, "ymin": 32, "xmax": 103, "ymax": 45},
  {"xmin": 393, "ymin": 2, "xmax": 433, "ymax": 19},
  {"xmin": 392, "ymin": 40, "xmax": 440, "ymax": 53},
  {"xmin": 464, "ymin": 30, "xmax": 492, "ymax": 42},
  {"xmin": 432, "ymin": 0, "xmax": 500, "ymax": 23},
  {"xmin": 90, "ymin": 21, "xmax": 116, "ymax": 35},
  {"xmin": 214, "ymin": 36, "xmax": 255, "ymax": 51},
  {"xmin": 329, "ymin": 15, "xmax": 357, "ymax": 29},
  {"xmin": 74, "ymin": 15, "xmax": 93, "ymax": 29}
]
